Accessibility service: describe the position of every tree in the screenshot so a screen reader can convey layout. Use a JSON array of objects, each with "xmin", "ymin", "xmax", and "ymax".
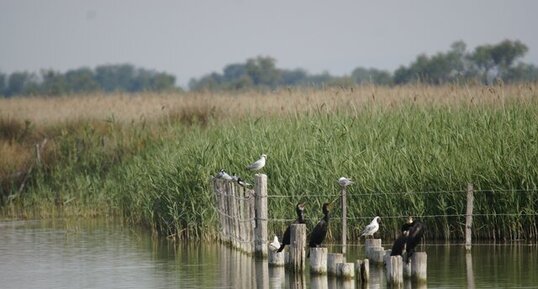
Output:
[
  {"xmin": 351, "ymin": 67, "xmax": 392, "ymax": 85},
  {"xmin": 65, "ymin": 67, "xmax": 99, "ymax": 93},
  {"xmin": 469, "ymin": 40, "xmax": 528, "ymax": 83},
  {"xmin": 0, "ymin": 73, "xmax": 6, "ymax": 97}
]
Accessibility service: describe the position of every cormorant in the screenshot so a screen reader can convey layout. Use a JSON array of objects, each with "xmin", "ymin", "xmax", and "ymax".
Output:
[
  {"xmin": 308, "ymin": 202, "xmax": 332, "ymax": 254},
  {"xmin": 405, "ymin": 218, "xmax": 426, "ymax": 263},
  {"xmin": 277, "ymin": 202, "xmax": 306, "ymax": 252},
  {"xmin": 390, "ymin": 217, "xmax": 414, "ymax": 256}
]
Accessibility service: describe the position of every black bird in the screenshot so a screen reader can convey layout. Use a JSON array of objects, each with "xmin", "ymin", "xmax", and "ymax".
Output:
[
  {"xmin": 405, "ymin": 217, "xmax": 426, "ymax": 263},
  {"xmin": 390, "ymin": 217, "xmax": 414, "ymax": 257},
  {"xmin": 308, "ymin": 202, "xmax": 332, "ymax": 256},
  {"xmin": 277, "ymin": 202, "xmax": 306, "ymax": 252},
  {"xmin": 390, "ymin": 231, "xmax": 408, "ymax": 257}
]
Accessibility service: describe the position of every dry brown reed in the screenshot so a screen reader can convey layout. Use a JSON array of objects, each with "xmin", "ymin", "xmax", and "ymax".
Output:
[{"xmin": 1, "ymin": 84, "xmax": 536, "ymax": 126}]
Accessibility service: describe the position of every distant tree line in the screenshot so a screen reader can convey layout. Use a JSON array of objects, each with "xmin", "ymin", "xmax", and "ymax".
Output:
[
  {"xmin": 2, "ymin": 40, "xmax": 538, "ymax": 97},
  {"xmin": 189, "ymin": 39, "xmax": 538, "ymax": 91},
  {"xmin": 0, "ymin": 64, "xmax": 178, "ymax": 97}
]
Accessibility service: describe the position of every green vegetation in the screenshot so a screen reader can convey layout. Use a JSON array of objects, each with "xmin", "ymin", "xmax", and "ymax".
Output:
[
  {"xmin": 1, "ymin": 86, "xmax": 537, "ymax": 241},
  {"xmin": 2, "ymin": 40, "xmax": 537, "ymax": 98},
  {"xmin": 0, "ymin": 64, "xmax": 178, "ymax": 97}
]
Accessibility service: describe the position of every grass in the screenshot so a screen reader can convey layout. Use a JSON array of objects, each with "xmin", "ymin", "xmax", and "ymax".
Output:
[{"xmin": 1, "ymin": 84, "xmax": 537, "ymax": 241}]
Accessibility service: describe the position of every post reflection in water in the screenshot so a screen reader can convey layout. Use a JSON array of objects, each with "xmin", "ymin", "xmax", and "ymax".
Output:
[
  {"xmin": 466, "ymin": 252, "xmax": 475, "ymax": 289},
  {"xmin": 336, "ymin": 278, "xmax": 355, "ymax": 289},
  {"xmin": 256, "ymin": 258, "xmax": 270, "ymax": 289},
  {"xmin": 269, "ymin": 266, "xmax": 285, "ymax": 289},
  {"xmin": 311, "ymin": 274, "xmax": 328, "ymax": 289},
  {"xmin": 286, "ymin": 271, "xmax": 306, "ymax": 289}
]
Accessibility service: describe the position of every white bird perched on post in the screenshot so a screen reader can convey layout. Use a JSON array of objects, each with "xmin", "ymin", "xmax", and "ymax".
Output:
[
  {"xmin": 360, "ymin": 216, "xmax": 381, "ymax": 239},
  {"xmin": 269, "ymin": 235, "xmax": 280, "ymax": 251},
  {"xmin": 246, "ymin": 154, "xmax": 267, "ymax": 171},
  {"xmin": 216, "ymin": 169, "xmax": 233, "ymax": 181},
  {"xmin": 338, "ymin": 177, "xmax": 353, "ymax": 187}
]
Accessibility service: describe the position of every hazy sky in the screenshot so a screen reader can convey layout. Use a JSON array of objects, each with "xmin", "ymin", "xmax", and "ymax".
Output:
[{"xmin": 1, "ymin": 0, "xmax": 538, "ymax": 87}]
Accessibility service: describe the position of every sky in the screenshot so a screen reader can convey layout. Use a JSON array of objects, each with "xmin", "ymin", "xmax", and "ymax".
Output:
[{"xmin": 1, "ymin": 0, "xmax": 538, "ymax": 88}]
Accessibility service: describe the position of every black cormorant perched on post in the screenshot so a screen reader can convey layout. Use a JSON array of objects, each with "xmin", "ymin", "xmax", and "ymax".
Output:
[
  {"xmin": 308, "ymin": 202, "xmax": 331, "ymax": 254},
  {"xmin": 405, "ymin": 218, "xmax": 426, "ymax": 263},
  {"xmin": 277, "ymin": 202, "xmax": 306, "ymax": 252},
  {"xmin": 390, "ymin": 217, "xmax": 414, "ymax": 256},
  {"xmin": 390, "ymin": 230, "xmax": 408, "ymax": 257}
]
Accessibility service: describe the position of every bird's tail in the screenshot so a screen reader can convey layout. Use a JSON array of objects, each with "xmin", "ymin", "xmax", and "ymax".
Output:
[{"xmin": 277, "ymin": 244, "xmax": 286, "ymax": 253}]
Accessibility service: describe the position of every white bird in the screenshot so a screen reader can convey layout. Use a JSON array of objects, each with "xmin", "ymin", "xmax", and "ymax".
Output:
[
  {"xmin": 360, "ymin": 216, "xmax": 381, "ymax": 239},
  {"xmin": 269, "ymin": 235, "xmax": 280, "ymax": 251},
  {"xmin": 231, "ymin": 174, "xmax": 252, "ymax": 187},
  {"xmin": 338, "ymin": 177, "xmax": 354, "ymax": 187},
  {"xmin": 218, "ymin": 169, "xmax": 233, "ymax": 181},
  {"xmin": 246, "ymin": 154, "xmax": 267, "ymax": 171}
]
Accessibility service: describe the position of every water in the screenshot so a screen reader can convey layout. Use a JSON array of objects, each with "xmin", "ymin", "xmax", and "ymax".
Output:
[{"xmin": 0, "ymin": 219, "xmax": 536, "ymax": 289}]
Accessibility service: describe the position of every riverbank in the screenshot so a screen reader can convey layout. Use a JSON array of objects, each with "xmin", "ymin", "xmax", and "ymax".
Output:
[{"xmin": 1, "ymin": 84, "xmax": 537, "ymax": 240}]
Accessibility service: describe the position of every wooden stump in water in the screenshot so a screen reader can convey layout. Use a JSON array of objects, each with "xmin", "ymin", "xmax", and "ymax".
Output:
[
  {"xmin": 310, "ymin": 247, "xmax": 328, "ymax": 275},
  {"xmin": 288, "ymin": 224, "xmax": 306, "ymax": 272},
  {"xmin": 355, "ymin": 259, "xmax": 369, "ymax": 283},
  {"xmin": 385, "ymin": 255, "xmax": 403, "ymax": 285},
  {"xmin": 336, "ymin": 263, "xmax": 355, "ymax": 279},
  {"xmin": 411, "ymin": 252, "xmax": 427, "ymax": 283},
  {"xmin": 327, "ymin": 253, "xmax": 344, "ymax": 276},
  {"xmin": 364, "ymin": 239, "xmax": 384, "ymax": 264}
]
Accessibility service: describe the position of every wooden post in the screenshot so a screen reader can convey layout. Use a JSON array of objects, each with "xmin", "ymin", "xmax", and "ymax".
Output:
[
  {"xmin": 269, "ymin": 266, "xmax": 285, "ymax": 289},
  {"xmin": 255, "ymin": 174, "xmax": 268, "ymax": 258},
  {"xmin": 385, "ymin": 255, "xmax": 403, "ymax": 285},
  {"xmin": 288, "ymin": 224, "xmax": 306, "ymax": 272},
  {"xmin": 364, "ymin": 239, "xmax": 384, "ymax": 264},
  {"xmin": 411, "ymin": 252, "xmax": 427, "ymax": 283},
  {"xmin": 355, "ymin": 259, "xmax": 369, "ymax": 283},
  {"xmin": 269, "ymin": 250, "xmax": 285, "ymax": 267},
  {"xmin": 336, "ymin": 263, "xmax": 355, "ymax": 279},
  {"xmin": 341, "ymin": 187, "xmax": 347, "ymax": 255},
  {"xmin": 249, "ymin": 190, "xmax": 256, "ymax": 254},
  {"xmin": 327, "ymin": 253, "xmax": 344, "ymax": 276},
  {"xmin": 466, "ymin": 183, "xmax": 474, "ymax": 251},
  {"xmin": 403, "ymin": 259, "xmax": 412, "ymax": 278},
  {"xmin": 310, "ymin": 247, "xmax": 328, "ymax": 275}
]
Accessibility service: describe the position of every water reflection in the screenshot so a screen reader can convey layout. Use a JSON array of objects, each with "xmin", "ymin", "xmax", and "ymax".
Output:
[
  {"xmin": 1, "ymin": 220, "xmax": 537, "ymax": 289},
  {"xmin": 311, "ymin": 274, "xmax": 328, "ymax": 289}
]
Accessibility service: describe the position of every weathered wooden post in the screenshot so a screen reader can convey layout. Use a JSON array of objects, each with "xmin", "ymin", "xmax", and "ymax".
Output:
[
  {"xmin": 255, "ymin": 174, "xmax": 268, "ymax": 258},
  {"xmin": 336, "ymin": 263, "xmax": 355, "ymax": 279},
  {"xmin": 310, "ymin": 247, "xmax": 328, "ymax": 275},
  {"xmin": 385, "ymin": 255, "xmax": 403, "ymax": 285},
  {"xmin": 466, "ymin": 183, "xmax": 474, "ymax": 252},
  {"xmin": 403, "ymin": 259, "xmax": 412, "ymax": 278},
  {"xmin": 355, "ymin": 259, "xmax": 369, "ymax": 283},
  {"xmin": 341, "ymin": 186, "xmax": 347, "ymax": 255},
  {"xmin": 288, "ymin": 224, "xmax": 306, "ymax": 272},
  {"xmin": 411, "ymin": 252, "xmax": 427, "ymax": 283},
  {"xmin": 327, "ymin": 253, "xmax": 344, "ymax": 276},
  {"xmin": 364, "ymin": 239, "xmax": 384, "ymax": 264}
]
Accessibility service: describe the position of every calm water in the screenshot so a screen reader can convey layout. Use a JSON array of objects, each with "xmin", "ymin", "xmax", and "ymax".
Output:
[{"xmin": 0, "ymin": 219, "xmax": 536, "ymax": 289}]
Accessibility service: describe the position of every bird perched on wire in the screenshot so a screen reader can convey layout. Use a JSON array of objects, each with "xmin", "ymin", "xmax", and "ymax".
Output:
[
  {"xmin": 307, "ymin": 202, "xmax": 333, "ymax": 257},
  {"xmin": 338, "ymin": 177, "xmax": 354, "ymax": 187},
  {"xmin": 269, "ymin": 235, "xmax": 281, "ymax": 252},
  {"xmin": 277, "ymin": 202, "xmax": 306, "ymax": 252},
  {"xmin": 246, "ymin": 154, "xmax": 267, "ymax": 171},
  {"xmin": 360, "ymin": 216, "xmax": 381, "ymax": 239}
]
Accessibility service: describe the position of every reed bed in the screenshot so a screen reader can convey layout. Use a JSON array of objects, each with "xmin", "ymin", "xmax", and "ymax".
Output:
[{"xmin": 1, "ymin": 84, "xmax": 537, "ymax": 241}]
